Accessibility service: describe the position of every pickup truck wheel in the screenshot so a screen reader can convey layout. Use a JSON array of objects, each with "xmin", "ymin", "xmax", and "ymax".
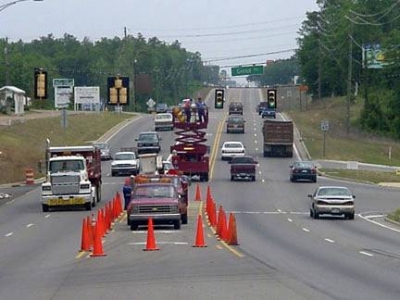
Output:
[
  {"xmin": 42, "ymin": 204, "xmax": 49, "ymax": 212},
  {"xmin": 347, "ymin": 213, "xmax": 355, "ymax": 220},
  {"xmin": 310, "ymin": 209, "xmax": 314, "ymax": 218},
  {"xmin": 230, "ymin": 175, "xmax": 234, "ymax": 181},
  {"xmin": 96, "ymin": 186, "xmax": 102, "ymax": 202},
  {"xmin": 84, "ymin": 202, "xmax": 92, "ymax": 211},
  {"xmin": 313, "ymin": 210, "xmax": 319, "ymax": 219},
  {"xmin": 181, "ymin": 213, "xmax": 188, "ymax": 224},
  {"xmin": 174, "ymin": 220, "xmax": 181, "ymax": 230},
  {"xmin": 130, "ymin": 222, "xmax": 138, "ymax": 230},
  {"xmin": 251, "ymin": 176, "xmax": 256, "ymax": 181},
  {"xmin": 111, "ymin": 171, "xmax": 116, "ymax": 177}
]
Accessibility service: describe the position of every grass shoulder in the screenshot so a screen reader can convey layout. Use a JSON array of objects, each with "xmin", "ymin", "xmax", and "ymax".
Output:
[{"xmin": 0, "ymin": 111, "xmax": 134, "ymax": 184}]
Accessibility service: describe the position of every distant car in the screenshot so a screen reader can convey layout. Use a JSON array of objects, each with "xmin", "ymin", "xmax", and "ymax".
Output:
[
  {"xmin": 93, "ymin": 142, "xmax": 111, "ymax": 160},
  {"xmin": 309, "ymin": 186, "xmax": 355, "ymax": 219},
  {"xmin": 221, "ymin": 141, "xmax": 245, "ymax": 161},
  {"xmin": 226, "ymin": 115, "xmax": 245, "ymax": 134},
  {"xmin": 154, "ymin": 113, "xmax": 174, "ymax": 131},
  {"xmin": 135, "ymin": 131, "xmax": 162, "ymax": 154},
  {"xmin": 111, "ymin": 151, "xmax": 140, "ymax": 176},
  {"xmin": 261, "ymin": 108, "xmax": 276, "ymax": 119},
  {"xmin": 228, "ymin": 102, "xmax": 243, "ymax": 115},
  {"xmin": 290, "ymin": 161, "xmax": 317, "ymax": 182},
  {"xmin": 155, "ymin": 103, "xmax": 168, "ymax": 113}
]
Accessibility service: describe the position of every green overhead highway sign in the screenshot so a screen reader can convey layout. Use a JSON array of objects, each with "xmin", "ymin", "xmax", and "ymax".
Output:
[{"xmin": 231, "ymin": 65, "xmax": 264, "ymax": 76}]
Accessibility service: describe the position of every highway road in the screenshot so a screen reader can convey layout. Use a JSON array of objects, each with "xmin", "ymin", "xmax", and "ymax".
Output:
[{"xmin": 1, "ymin": 88, "xmax": 400, "ymax": 300}]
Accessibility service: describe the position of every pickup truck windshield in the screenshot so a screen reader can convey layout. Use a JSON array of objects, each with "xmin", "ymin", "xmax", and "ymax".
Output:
[
  {"xmin": 115, "ymin": 153, "xmax": 136, "ymax": 160},
  {"xmin": 134, "ymin": 185, "xmax": 176, "ymax": 198}
]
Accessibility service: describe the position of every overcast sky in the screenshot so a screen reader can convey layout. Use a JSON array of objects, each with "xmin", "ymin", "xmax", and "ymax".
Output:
[{"xmin": 1, "ymin": 0, "xmax": 319, "ymax": 79}]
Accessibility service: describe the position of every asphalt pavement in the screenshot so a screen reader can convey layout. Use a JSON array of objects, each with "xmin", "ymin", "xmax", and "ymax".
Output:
[{"xmin": 1, "ymin": 110, "xmax": 400, "ymax": 204}]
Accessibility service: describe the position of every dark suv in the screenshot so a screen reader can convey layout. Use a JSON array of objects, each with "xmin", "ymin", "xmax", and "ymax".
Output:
[
  {"xmin": 136, "ymin": 131, "xmax": 162, "ymax": 154},
  {"xmin": 229, "ymin": 102, "xmax": 243, "ymax": 115}
]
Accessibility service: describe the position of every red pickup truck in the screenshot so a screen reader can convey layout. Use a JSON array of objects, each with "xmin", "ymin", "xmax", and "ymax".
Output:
[{"xmin": 228, "ymin": 156, "xmax": 258, "ymax": 181}]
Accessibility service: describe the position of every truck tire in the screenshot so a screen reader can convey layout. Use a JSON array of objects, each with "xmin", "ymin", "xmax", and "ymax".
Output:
[
  {"xmin": 42, "ymin": 204, "xmax": 49, "ymax": 212},
  {"xmin": 130, "ymin": 222, "xmax": 138, "ymax": 230},
  {"xmin": 96, "ymin": 185, "xmax": 102, "ymax": 202},
  {"xmin": 231, "ymin": 175, "xmax": 234, "ymax": 181},
  {"xmin": 251, "ymin": 176, "xmax": 256, "ymax": 182},
  {"xmin": 84, "ymin": 202, "xmax": 92, "ymax": 211},
  {"xmin": 181, "ymin": 213, "xmax": 188, "ymax": 224},
  {"xmin": 174, "ymin": 220, "xmax": 181, "ymax": 230}
]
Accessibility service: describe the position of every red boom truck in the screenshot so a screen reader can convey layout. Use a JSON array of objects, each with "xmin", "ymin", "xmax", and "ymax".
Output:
[{"xmin": 170, "ymin": 104, "xmax": 210, "ymax": 181}]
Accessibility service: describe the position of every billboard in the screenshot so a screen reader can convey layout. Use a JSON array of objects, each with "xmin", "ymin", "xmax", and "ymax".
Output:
[{"xmin": 362, "ymin": 44, "xmax": 389, "ymax": 69}]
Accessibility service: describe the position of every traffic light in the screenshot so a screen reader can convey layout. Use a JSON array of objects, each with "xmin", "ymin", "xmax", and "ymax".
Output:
[
  {"xmin": 215, "ymin": 89, "xmax": 224, "ymax": 109},
  {"xmin": 107, "ymin": 76, "xmax": 130, "ymax": 105},
  {"xmin": 267, "ymin": 89, "xmax": 277, "ymax": 109},
  {"xmin": 34, "ymin": 69, "xmax": 48, "ymax": 99}
]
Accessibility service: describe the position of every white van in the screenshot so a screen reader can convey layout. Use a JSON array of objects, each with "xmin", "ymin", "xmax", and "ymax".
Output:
[{"xmin": 154, "ymin": 113, "xmax": 174, "ymax": 131}]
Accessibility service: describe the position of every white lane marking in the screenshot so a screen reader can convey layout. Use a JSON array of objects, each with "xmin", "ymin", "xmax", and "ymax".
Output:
[
  {"xmin": 277, "ymin": 209, "xmax": 283, "ymax": 213},
  {"xmin": 5, "ymin": 232, "xmax": 13, "ymax": 237},
  {"xmin": 26, "ymin": 223, "xmax": 35, "ymax": 228},
  {"xmin": 358, "ymin": 214, "xmax": 400, "ymax": 233},
  {"xmin": 255, "ymin": 140, "xmax": 258, "ymax": 144},
  {"xmin": 359, "ymin": 251, "xmax": 374, "ymax": 257},
  {"xmin": 45, "ymin": 215, "xmax": 51, "ymax": 219},
  {"xmin": 302, "ymin": 228, "xmax": 310, "ymax": 232},
  {"xmin": 324, "ymin": 238, "xmax": 335, "ymax": 243},
  {"xmin": 254, "ymin": 133, "xmax": 257, "ymax": 136},
  {"xmin": 128, "ymin": 242, "xmax": 188, "ymax": 246},
  {"xmin": 261, "ymin": 179, "xmax": 265, "ymax": 183},
  {"xmin": 287, "ymin": 218, "xmax": 293, "ymax": 222}
]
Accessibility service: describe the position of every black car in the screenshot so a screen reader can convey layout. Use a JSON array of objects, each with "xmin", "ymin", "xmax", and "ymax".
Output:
[
  {"xmin": 228, "ymin": 102, "xmax": 243, "ymax": 115},
  {"xmin": 135, "ymin": 131, "xmax": 162, "ymax": 154},
  {"xmin": 290, "ymin": 161, "xmax": 317, "ymax": 182},
  {"xmin": 155, "ymin": 103, "xmax": 168, "ymax": 113}
]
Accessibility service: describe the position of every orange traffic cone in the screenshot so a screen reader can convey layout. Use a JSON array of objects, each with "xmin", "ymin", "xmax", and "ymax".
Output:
[
  {"xmin": 90, "ymin": 220, "xmax": 106, "ymax": 257},
  {"xmin": 194, "ymin": 183, "xmax": 202, "ymax": 201},
  {"xmin": 206, "ymin": 185, "xmax": 212, "ymax": 203},
  {"xmin": 80, "ymin": 217, "xmax": 91, "ymax": 252},
  {"xmin": 144, "ymin": 218, "xmax": 159, "ymax": 251},
  {"xmin": 210, "ymin": 201, "xmax": 217, "ymax": 227},
  {"xmin": 216, "ymin": 205, "xmax": 224, "ymax": 236},
  {"xmin": 220, "ymin": 210, "xmax": 229, "ymax": 242},
  {"xmin": 227, "ymin": 213, "xmax": 239, "ymax": 245},
  {"xmin": 193, "ymin": 215, "xmax": 207, "ymax": 247}
]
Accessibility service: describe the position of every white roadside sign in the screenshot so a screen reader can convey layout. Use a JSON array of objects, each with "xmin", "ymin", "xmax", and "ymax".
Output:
[
  {"xmin": 55, "ymin": 86, "xmax": 73, "ymax": 108},
  {"xmin": 74, "ymin": 86, "xmax": 100, "ymax": 104}
]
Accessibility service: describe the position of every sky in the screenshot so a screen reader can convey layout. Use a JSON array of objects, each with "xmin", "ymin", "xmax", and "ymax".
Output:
[{"xmin": 1, "ymin": 0, "xmax": 320, "ymax": 82}]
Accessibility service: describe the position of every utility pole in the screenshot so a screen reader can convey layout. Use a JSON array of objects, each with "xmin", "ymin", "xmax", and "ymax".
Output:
[
  {"xmin": 4, "ymin": 37, "xmax": 10, "ymax": 85},
  {"xmin": 346, "ymin": 22, "xmax": 353, "ymax": 135}
]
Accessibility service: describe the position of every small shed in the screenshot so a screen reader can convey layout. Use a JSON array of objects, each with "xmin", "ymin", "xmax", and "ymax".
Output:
[{"xmin": 0, "ymin": 86, "xmax": 26, "ymax": 115}]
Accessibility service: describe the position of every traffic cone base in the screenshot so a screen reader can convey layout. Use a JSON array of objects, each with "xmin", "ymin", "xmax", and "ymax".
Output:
[{"xmin": 144, "ymin": 218, "xmax": 159, "ymax": 251}]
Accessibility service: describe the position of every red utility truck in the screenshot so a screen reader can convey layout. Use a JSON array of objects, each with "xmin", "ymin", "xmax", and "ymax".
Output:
[{"xmin": 170, "ymin": 104, "xmax": 210, "ymax": 181}]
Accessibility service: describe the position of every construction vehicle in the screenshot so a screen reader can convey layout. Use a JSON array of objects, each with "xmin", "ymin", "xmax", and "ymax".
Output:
[
  {"xmin": 41, "ymin": 144, "xmax": 102, "ymax": 212},
  {"xmin": 262, "ymin": 119, "xmax": 293, "ymax": 157},
  {"xmin": 170, "ymin": 103, "xmax": 210, "ymax": 181}
]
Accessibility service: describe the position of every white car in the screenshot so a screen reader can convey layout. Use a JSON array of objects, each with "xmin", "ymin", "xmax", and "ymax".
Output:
[
  {"xmin": 221, "ymin": 141, "xmax": 245, "ymax": 161},
  {"xmin": 111, "ymin": 151, "xmax": 140, "ymax": 176}
]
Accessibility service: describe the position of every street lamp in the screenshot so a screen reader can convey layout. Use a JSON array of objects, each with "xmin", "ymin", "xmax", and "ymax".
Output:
[{"xmin": 0, "ymin": 0, "xmax": 43, "ymax": 13}]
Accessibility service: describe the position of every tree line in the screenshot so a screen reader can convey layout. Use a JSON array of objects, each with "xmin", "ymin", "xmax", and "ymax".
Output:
[
  {"xmin": 0, "ymin": 33, "xmax": 221, "ymax": 111},
  {"xmin": 297, "ymin": 0, "xmax": 400, "ymax": 138}
]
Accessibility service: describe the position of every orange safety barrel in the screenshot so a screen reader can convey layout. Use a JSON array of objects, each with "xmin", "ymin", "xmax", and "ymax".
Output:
[{"xmin": 25, "ymin": 168, "xmax": 34, "ymax": 185}]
